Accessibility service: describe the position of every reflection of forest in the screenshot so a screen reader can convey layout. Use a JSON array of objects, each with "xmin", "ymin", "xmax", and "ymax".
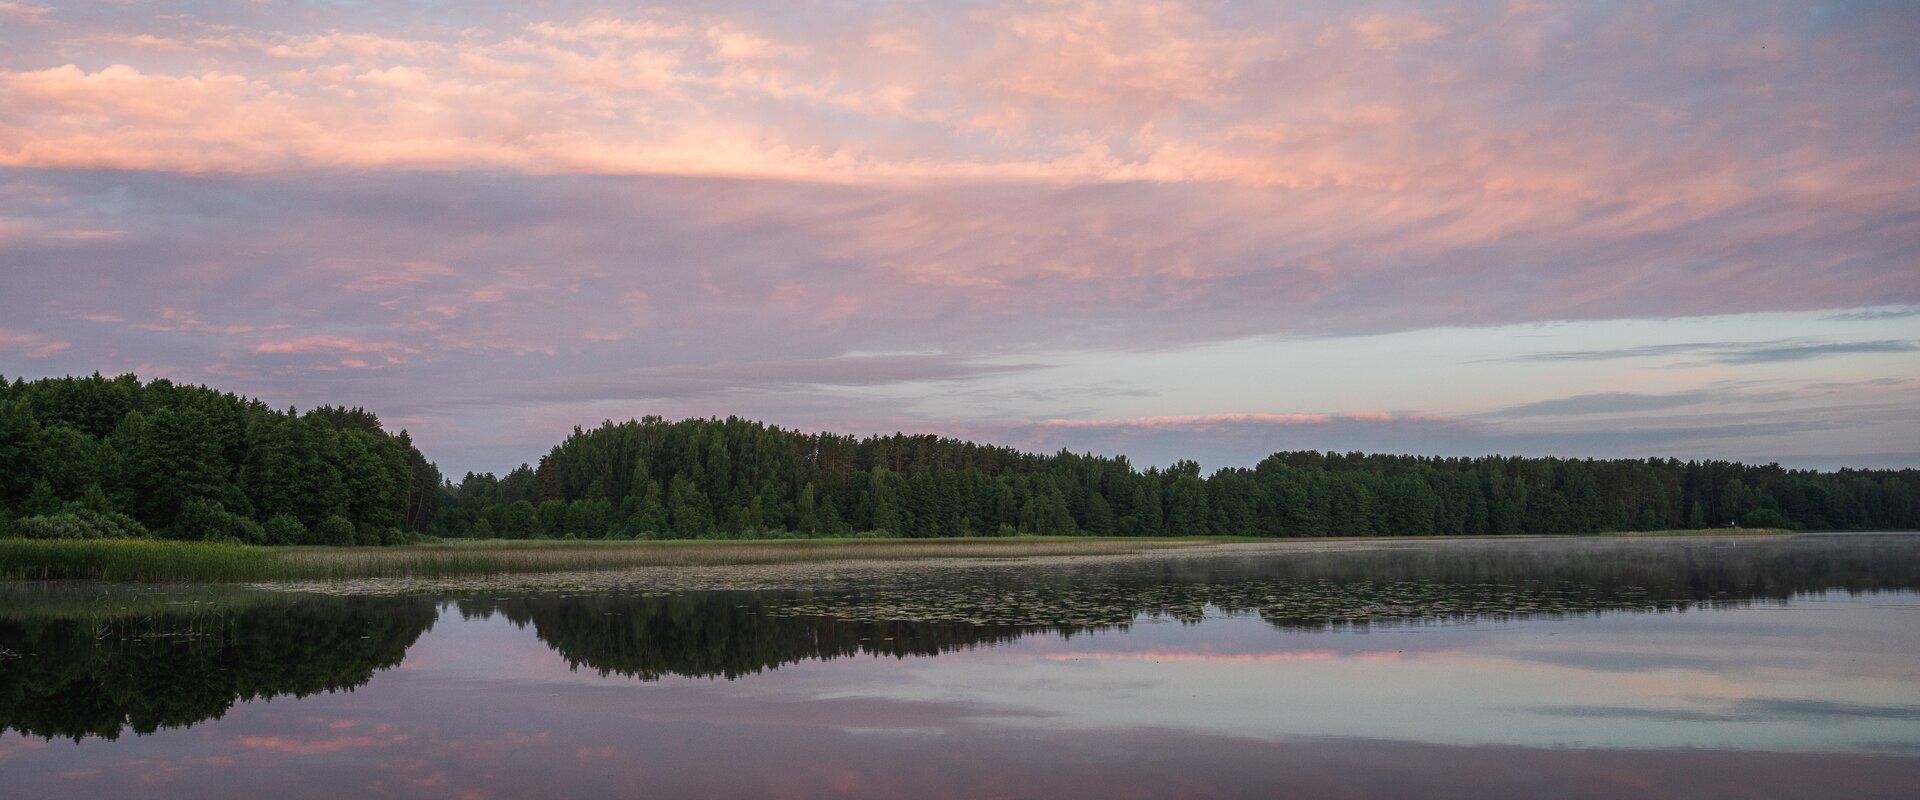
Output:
[
  {"xmin": 461, "ymin": 536, "xmax": 1920, "ymax": 678},
  {"xmin": 0, "ymin": 596, "xmax": 438, "ymax": 741},
  {"xmin": 6, "ymin": 535, "xmax": 1917, "ymax": 741},
  {"xmin": 460, "ymin": 593, "xmax": 1094, "ymax": 680},
  {"xmin": 751, "ymin": 535, "xmax": 1920, "ymax": 629}
]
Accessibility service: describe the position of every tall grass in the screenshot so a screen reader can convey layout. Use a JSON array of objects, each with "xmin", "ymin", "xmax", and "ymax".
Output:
[
  {"xmin": 0, "ymin": 536, "xmax": 1214, "ymax": 583},
  {"xmin": 0, "ymin": 539, "xmax": 282, "ymax": 582},
  {"xmin": 269, "ymin": 537, "xmax": 1210, "ymax": 580},
  {"xmin": 0, "ymin": 531, "xmax": 1791, "ymax": 584}
]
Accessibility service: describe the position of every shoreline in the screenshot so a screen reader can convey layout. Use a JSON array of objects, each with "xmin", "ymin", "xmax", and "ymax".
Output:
[{"xmin": 0, "ymin": 529, "xmax": 1808, "ymax": 585}]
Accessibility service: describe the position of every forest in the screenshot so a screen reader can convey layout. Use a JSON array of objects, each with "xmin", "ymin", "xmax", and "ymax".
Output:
[
  {"xmin": 0, "ymin": 374, "xmax": 439, "ymax": 545},
  {"xmin": 2, "ymin": 374, "xmax": 1916, "ymax": 544}
]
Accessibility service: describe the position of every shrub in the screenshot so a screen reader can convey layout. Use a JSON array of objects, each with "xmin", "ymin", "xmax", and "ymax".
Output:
[
  {"xmin": 170, "ymin": 499, "xmax": 265, "ymax": 543},
  {"xmin": 359, "ymin": 525, "xmax": 404, "ymax": 546},
  {"xmin": 231, "ymin": 516, "xmax": 266, "ymax": 544},
  {"xmin": 262, "ymin": 514, "xmax": 308, "ymax": 546},
  {"xmin": 12, "ymin": 507, "xmax": 151, "ymax": 540},
  {"xmin": 15, "ymin": 513, "xmax": 102, "ymax": 540},
  {"xmin": 313, "ymin": 515, "xmax": 356, "ymax": 546},
  {"xmin": 1742, "ymin": 508, "xmax": 1792, "ymax": 530}
]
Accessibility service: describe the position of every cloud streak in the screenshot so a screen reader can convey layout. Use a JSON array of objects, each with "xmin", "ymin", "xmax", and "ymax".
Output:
[
  {"xmin": 0, "ymin": 328, "xmax": 69, "ymax": 357},
  {"xmin": 1502, "ymin": 339, "xmax": 1919, "ymax": 365},
  {"xmin": 1487, "ymin": 392, "xmax": 1714, "ymax": 419},
  {"xmin": 0, "ymin": 1, "xmax": 1915, "ymax": 473}
]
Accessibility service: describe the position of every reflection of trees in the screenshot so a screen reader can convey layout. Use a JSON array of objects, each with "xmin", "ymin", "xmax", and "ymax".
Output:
[
  {"xmin": 0, "ymin": 596, "xmax": 438, "ymax": 741},
  {"xmin": 1224, "ymin": 535, "xmax": 1920, "ymax": 628},
  {"xmin": 6, "ymin": 536, "xmax": 1917, "ymax": 740},
  {"xmin": 455, "ymin": 538, "xmax": 1920, "ymax": 679},
  {"xmin": 754, "ymin": 535, "xmax": 1920, "ymax": 630},
  {"xmin": 459, "ymin": 593, "xmax": 1097, "ymax": 680}
]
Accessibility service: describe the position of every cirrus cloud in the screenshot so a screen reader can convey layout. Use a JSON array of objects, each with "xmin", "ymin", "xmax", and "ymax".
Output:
[{"xmin": 0, "ymin": 0, "xmax": 1915, "ymax": 474}]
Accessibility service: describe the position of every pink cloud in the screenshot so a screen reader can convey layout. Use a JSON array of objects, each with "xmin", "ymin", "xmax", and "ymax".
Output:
[
  {"xmin": 0, "ymin": 328, "xmax": 70, "ymax": 357},
  {"xmin": 1032, "ymin": 412, "xmax": 1434, "ymax": 430},
  {"xmin": 0, "ymin": 2, "xmax": 50, "ymax": 23},
  {"xmin": 0, "ymin": 0, "xmax": 1904, "ymax": 209},
  {"xmin": 126, "ymin": 309, "xmax": 271, "ymax": 335},
  {"xmin": 253, "ymin": 335, "xmax": 407, "ymax": 355},
  {"xmin": 0, "ymin": 1, "xmax": 1912, "ymax": 476},
  {"xmin": 342, "ymin": 260, "xmax": 456, "ymax": 291}
]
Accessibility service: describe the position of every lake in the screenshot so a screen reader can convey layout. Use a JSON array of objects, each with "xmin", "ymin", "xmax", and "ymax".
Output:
[{"xmin": 4, "ymin": 533, "xmax": 1918, "ymax": 798}]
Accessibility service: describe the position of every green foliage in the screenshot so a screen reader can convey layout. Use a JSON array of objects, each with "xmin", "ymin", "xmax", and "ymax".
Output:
[
  {"xmin": 0, "ymin": 398, "xmax": 44, "ymax": 503},
  {"xmin": 314, "ymin": 515, "xmax": 356, "ymax": 546},
  {"xmin": 171, "ymin": 499, "xmax": 266, "ymax": 544},
  {"xmin": 0, "ymin": 538, "xmax": 278, "ymax": 582},
  {"xmin": 262, "ymin": 514, "xmax": 307, "ymax": 545},
  {"xmin": 0, "ymin": 374, "xmax": 431, "ymax": 547},
  {"xmin": 1741, "ymin": 508, "xmax": 1790, "ymax": 529},
  {"xmin": 430, "ymin": 417, "xmax": 1920, "ymax": 540},
  {"xmin": 6, "ymin": 376, "xmax": 1916, "ymax": 546},
  {"xmin": 14, "ymin": 507, "xmax": 150, "ymax": 540}
]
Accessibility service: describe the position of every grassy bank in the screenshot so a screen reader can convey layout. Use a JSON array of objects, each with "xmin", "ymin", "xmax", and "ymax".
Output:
[
  {"xmin": 0, "ymin": 536, "xmax": 1231, "ymax": 583},
  {"xmin": 0, "ymin": 539, "xmax": 283, "ymax": 583},
  {"xmin": 0, "ymin": 530, "xmax": 1807, "ymax": 584}
]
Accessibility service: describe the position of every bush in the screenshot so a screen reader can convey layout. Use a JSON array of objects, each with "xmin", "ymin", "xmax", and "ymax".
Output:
[
  {"xmin": 1742, "ymin": 508, "xmax": 1792, "ymax": 530},
  {"xmin": 12, "ymin": 507, "xmax": 151, "ymax": 540},
  {"xmin": 358, "ymin": 525, "xmax": 404, "ymax": 546},
  {"xmin": 170, "ymin": 499, "xmax": 265, "ymax": 543},
  {"xmin": 16, "ymin": 513, "xmax": 106, "ymax": 540},
  {"xmin": 313, "ymin": 515, "xmax": 356, "ymax": 546},
  {"xmin": 262, "ymin": 514, "xmax": 308, "ymax": 545}
]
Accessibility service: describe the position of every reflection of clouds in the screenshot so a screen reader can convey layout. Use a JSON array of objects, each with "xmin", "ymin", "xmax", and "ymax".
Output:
[
  {"xmin": 235, "ymin": 734, "xmax": 385, "ymax": 755},
  {"xmin": 862, "ymin": 596, "xmax": 1920, "ymax": 752},
  {"xmin": 9, "ymin": 591, "xmax": 1920, "ymax": 798},
  {"xmin": 1039, "ymin": 648, "xmax": 1405, "ymax": 663},
  {"xmin": 1535, "ymin": 699, "xmax": 1920, "ymax": 724},
  {"xmin": 0, "ymin": 734, "xmax": 50, "ymax": 758}
]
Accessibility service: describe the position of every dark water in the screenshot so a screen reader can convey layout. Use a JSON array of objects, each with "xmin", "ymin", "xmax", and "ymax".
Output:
[{"xmin": 4, "ymin": 534, "xmax": 1919, "ymax": 799}]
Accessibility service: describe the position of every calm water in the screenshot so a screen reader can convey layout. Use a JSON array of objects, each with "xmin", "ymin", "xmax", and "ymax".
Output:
[{"xmin": 4, "ymin": 534, "xmax": 1919, "ymax": 799}]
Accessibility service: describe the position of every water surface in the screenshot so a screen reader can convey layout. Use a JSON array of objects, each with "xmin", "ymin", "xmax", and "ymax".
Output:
[{"xmin": 5, "ymin": 534, "xmax": 1919, "ymax": 798}]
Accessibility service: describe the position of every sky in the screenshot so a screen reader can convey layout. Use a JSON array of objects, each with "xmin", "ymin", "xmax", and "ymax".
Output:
[{"xmin": 1, "ymin": 0, "xmax": 1916, "ymax": 477}]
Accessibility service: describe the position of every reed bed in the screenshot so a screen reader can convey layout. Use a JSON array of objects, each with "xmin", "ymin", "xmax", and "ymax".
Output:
[
  {"xmin": 1, "ymin": 536, "xmax": 1216, "ymax": 583},
  {"xmin": 0, "ymin": 539, "xmax": 285, "ymax": 582},
  {"xmin": 0, "ymin": 531, "xmax": 1793, "ymax": 584},
  {"xmin": 270, "ymin": 537, "xmax": 1212, "ymax": 580}
]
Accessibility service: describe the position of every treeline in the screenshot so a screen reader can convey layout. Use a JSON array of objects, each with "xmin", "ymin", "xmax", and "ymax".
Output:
[
  {"xmin": 0, "ymin": 374, "xmax": 440, "ymax": 544},
  {"xmin": 3, "ymin": 375, "xmax": 1916, "ymax": 545},
  {"xmin": 431, "ymin": 415, "xmax": 1920, "ymax": 540}
]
